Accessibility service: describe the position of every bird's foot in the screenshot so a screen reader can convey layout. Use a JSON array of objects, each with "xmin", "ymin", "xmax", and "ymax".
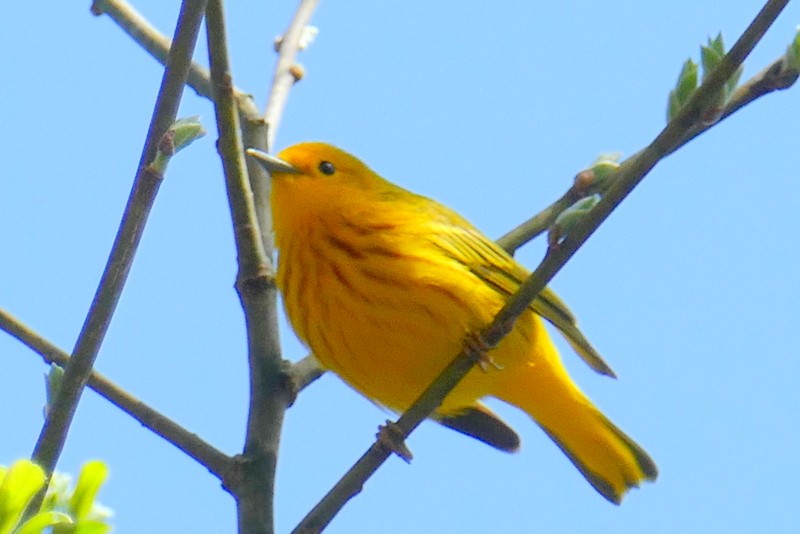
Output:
[
  {"xmin": 377, "ymin": 421, "xmax": 413, "ymax": 462},
  {"xmin": 464, "ymin": 333, "xmax": 502, "ymax": 372}
]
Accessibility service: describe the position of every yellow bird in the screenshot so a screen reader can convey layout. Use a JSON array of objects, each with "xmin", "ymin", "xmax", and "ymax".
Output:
[{"xmin": 248, "ymin": 143, "xmax": 657, "ymax": 503}]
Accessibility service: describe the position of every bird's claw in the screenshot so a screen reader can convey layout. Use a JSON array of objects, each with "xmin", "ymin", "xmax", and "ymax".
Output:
[
  {"xmin": 464, "ymin": 333, "xmax": 502, "ymax": 372},
  {"xmin": 377, "ymin": 421, "xmax": 413, "ymax": 462}
]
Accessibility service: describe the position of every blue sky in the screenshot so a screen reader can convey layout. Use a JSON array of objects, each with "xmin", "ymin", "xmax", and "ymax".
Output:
[{"xmin": 2, "ymin": 2, "xmax": 799, "ymax": 532}]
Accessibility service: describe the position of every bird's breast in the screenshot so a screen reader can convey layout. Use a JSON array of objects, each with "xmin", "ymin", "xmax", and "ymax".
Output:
[{"xmin": 275, "ymin": 207, "xmax": 501, "ymax": 409}]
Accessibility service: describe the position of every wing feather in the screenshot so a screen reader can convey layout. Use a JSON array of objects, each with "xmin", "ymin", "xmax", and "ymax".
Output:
[{"xmin": 430, "ymin": 217, "xmax": 616, "ymax": 377}]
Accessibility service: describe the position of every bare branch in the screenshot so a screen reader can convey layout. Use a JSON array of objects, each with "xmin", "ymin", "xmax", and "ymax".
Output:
[
  {"xmin": 263, "ymin": 0, "xmax": 320, "ymax": 148},
  {"xmin": 293, "ymin": 0, "xmax": 790, "ymax": 530},
  {"xmin": 204, "ymin": 2, "xmax": 298, "ymax": 532},
  {"xmin": 0, "ymin": 308, "xmax": 231, "ymax": 478},
  {"xmin": 245, "ymin": 0, "xmax": 321, "ymax": 257},
  {"xmin": 27, "ymin": 0, "xmax": 208, "ymax": 516},
  {"xmin": 90, "ymin": 0, "xmax": 263, "ymax": 119},
  {"xmin": 91, "ymin": 0, "xmax": 210, "ymax": 99}
]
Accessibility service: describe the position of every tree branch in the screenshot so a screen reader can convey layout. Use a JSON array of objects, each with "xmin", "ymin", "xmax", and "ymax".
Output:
[
  {"xmin": 27, "ymin": 0, "xmax": 208, "ymax": 516},
  {"xmin": 293, "ymin": 0, "xmax": 790, "ymax": 530},
  {"xmin": 91, "ymin": 0, "xmax": 264, "ymax": 122},
  {"xmin": 204, "ymin": 2, "xmax": 298, "ymax": 533},
  {"xmin": 245, "ymin": 0, "xmax": 321, "ymax": 259},
  {"xmin": 263, "ymin": 0, "xmax": 320, "ymax": 149},
  {"xmin": 0, "ymin": 308, "xmax": 231, "ymax": 478}
]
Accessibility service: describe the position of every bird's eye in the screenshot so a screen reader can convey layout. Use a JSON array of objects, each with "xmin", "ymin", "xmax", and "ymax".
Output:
[{"xmin": 318, "ymin": 161, "xmax": 336, "ymax": 175}]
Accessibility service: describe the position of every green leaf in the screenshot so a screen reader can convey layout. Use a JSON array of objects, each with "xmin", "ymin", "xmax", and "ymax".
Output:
[
  {"xmin": 0, "ymin": 460, "xmax": 46, "ymax": 534},
  {"xmin": 68, "ymin": 462, "xmax": 108, "ymax": 522},
  {"xmin": 15, "ymin": 511, "xmax": 73, "ymax": 534},
  {"xmin": 73, "ymin": 519, "xmax": 112, "ymax": 534}
]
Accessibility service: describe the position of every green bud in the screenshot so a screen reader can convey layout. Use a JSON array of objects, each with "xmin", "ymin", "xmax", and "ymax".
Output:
[
  {"xmin": 701, "ymin": 41, "xmax": 724, "ymax": 83},
  {"xmin": 590, "ymin": 155, "xmax": 621, "ymax": 192},
  {"xmin": 676, "ymin": 59, "xmax": 699, "ymax": 98},
  {"xmin": 169, "ymin": 115, "xmax": 206, "ymax": 155},
  {"xmin": 784, "ymin": 27, "xmax": 800, "ymax": 72},
  {"xmin": 698, "ymin": 33, "xmax": 741, "ymax": 124},
  {"xmin": 150, "ymin": 116, "xmax": 206, "ymax": 174},
  {"xmin": 667, "ymin": 59, "xmax": 698, "ymax": 121},
  {"xmin": 44, "ymin": 364, "xmax": 65, "ymax": 418},
  {"xmin": 709, "ymin": 33, "xmax": 726, "ymax": 56},
  {"xmin": 667, "ymin": 90, "xmax": 681, "ymax": 121},
  {"xmin": 549, "ymin": 194, "xmax": 601, "ymax": 246}
]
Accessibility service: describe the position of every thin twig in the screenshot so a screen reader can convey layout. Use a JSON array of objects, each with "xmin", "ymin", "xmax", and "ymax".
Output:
[
  {"xmin": 244, "ymin": 0, "xmax": 320, "ymax": 258},
  {"xmin": 263, "ymin": 0, "xmax": 320, "ymax": 148},
  {"xmin": 495, "ymin": 191, "xmax": 578, "ymax": 254},
  {"xmin": 91, "ymin": 0, "xmax": 210, "ymax": 99},
  {"xmin": 27, "ymin": 0, "xmax": 208, "ymax": 516},
  {"xmin": 250, "ymin": 0, "xmax": 324, "ymax": 400},
  {"xmin": 0, "ymin": 308, "xmax": 231, "ymax": 478},
  {"xmin": 90, "ymin": 0, "xmax": 261, "ymax": 118},
  {"xmin": 497, "ymin": 36, "xmax": 798, "ymax": 255},
  {"xmin": 293, "ymin": 0, "xmax": 789, "ymax": 530}
]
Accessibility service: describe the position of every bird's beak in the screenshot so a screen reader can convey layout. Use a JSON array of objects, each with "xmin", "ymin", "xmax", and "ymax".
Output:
[{"xmin": 246, "ymin": 149, "xmax": 301, "ymax": 174}]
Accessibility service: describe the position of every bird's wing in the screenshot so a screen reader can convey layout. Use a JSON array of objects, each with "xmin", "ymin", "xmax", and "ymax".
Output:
[{"xmin": 432, "ymin": 220, "xmax": 616, "ymax": 378}]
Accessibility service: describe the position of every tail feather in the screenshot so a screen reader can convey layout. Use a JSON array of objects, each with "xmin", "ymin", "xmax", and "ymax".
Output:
[
  {"xmin": 539, "ymin": 411, "xmax": 658, "ymax": 504},
  {"xmin": 494, "ymin": 361, "xmax": 657, "ymax": 503}
]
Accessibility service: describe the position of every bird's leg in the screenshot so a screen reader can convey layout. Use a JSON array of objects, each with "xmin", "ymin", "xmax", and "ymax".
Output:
[{"xmin": 376, "ymin": 420, "xmax": 413, "ymax": 462}]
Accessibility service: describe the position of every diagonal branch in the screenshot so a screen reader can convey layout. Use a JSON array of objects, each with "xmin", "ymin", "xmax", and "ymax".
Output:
[
  {"xmin": 91, "ymin": 0, "xmax": 213, "ymax": 99},
  {"xmin": 27, "ymin": 0, "xmax": 208, "ymax": 515},
  {"xmin": 91, "ymin": 0, "xmax": 263, "ymax": 122},
  {"xmin": 0, "ymin": 308, "xmax": 231, "ymax": 478},
  {"xmin": 293, "ymin": 0, "xmax": 790, "ymax": 530}
]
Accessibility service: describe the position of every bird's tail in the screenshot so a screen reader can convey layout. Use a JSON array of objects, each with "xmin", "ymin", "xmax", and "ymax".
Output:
[{"xmin": 493, "ymin": 357, "xmax": 657, "ymax": 503}]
